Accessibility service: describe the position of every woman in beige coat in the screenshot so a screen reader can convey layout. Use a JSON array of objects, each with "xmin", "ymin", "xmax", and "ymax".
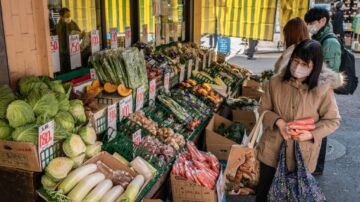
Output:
[{"xmin": 256, "ymin": 39, "xmax": 342, "ymax": 202}]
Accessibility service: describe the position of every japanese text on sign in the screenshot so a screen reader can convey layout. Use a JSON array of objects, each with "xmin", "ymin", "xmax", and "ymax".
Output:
[
  {"xmin": 38, "ymin": 120, "xmax": 54, "ymax": 169},
  {"xmin": 125, "ymin": 26, "xmax": 131, "ymax": 48},
  {"xmin": 110, "ymin": 28, "xmax": 118, "ymax": 49},
  {"xmin": 119, "ymin": 95, "xmax": 133, "ymax": 121},
  {"xmin": 107, "ymin": 103, "xmax": 117, "ymax": 131},
  {"xmin": 187, "ymin": 59, "xmax": 193, "ymax": 79},
  {"xmin": 164, "ymin": 72, "xmax": 170, "ymax": 93},
  {"xmin": 136, "ymin": 85, "xmax": 145, "ymax": 111},
  {"xmin": 132, "ymin": 129, "xmax": 142, "ymax": 145},
  {"xmin": 179, "ymin": 65, "xmax": 185, "ymax": 83},
  {"xmin": 50, "ymin": 36, "xmax": 60, "ymax": 72},
  {"xmin": 149, "ymin": 79, "xmax": 157, "ymax": 102},
  {"xmin": 91, "ymin": 30, "xmax": 100, "ymax": 54},
  {"xmin": 69, "ymin": 34, "xmax": 81, "ymax": 69}
]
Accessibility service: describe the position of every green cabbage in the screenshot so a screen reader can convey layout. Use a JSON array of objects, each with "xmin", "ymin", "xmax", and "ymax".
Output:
[
  {"xmin": 11, "ymin": 123, "xmax": 38, "ymax": 144},
  {"xmin": 6, "ymin": 100, "xmax": 35, "ymax": 128},
  {"xmin": 85, "ymin": 141, "xmax": 102, "ymax": 158},
  {"xmin": 18, "ymin": 76, "xmax": 49, "ymax": 96},
  {"xmin": 0, "ymin": 119, "xmax": 13, "ymax": 140},
  {"xmin": 70, "ymin": 153, "xmax": 86, "ymax": 168},
  {"xmin": 79, "ymin": 125, "xmax": 97, "ymax": 145},
  {"xmin": 54, "ymin": 125, "xmax": 71, "ymax": 141},
  {"xmin": 47, "ymin": 80, "xmax": 66, "ymax": 94},
  {"xmin": 0, "ymin": 85, "xmax": 16, "ymax": 119},
  {"xmin": 69, "ymin": 100, "xmax": 86, "ymax": 124},
  {"xmin": 36, "ymin": 114, "xmax": 51, "ymax": 125},
  {"xmin": 27, "ymin": 91, "xmax": 59, "ymax": 117},
  {"xmin": 62, "ymin": 134, "xmax": 86, "ymax": 158},
  {"xmin": 56, "ymin": 93, "xmax": 70, "ymax": 112},
  {"xmin": 55, "ymin": 111, "xmax": 75, "ymax": 132}
]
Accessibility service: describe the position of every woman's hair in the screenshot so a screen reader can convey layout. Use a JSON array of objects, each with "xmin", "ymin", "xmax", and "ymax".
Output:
[
  {"xmin": 59, "ymin": 8, "xmax": 70, "ymax": 17},
  {"xmin": 283, "ymin": 39, "xmax": 323, "ymax": 90},
  {"xmin": 283, "ymin": 17, "xmax": 310, "ymax": 48}
]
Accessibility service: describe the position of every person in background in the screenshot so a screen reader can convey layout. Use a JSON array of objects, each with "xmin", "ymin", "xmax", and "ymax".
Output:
[
  {"xmin": 304, "ymin": 7, "xmax": 342, "ymax": 175},
  {"xmin": 332, "ymin": 1, "xmax": 345, "ymax": 43},
  {"xmin": 274, "ymin": 17, "xmax": 310, "ymax": 74},
  {"xmin": 246, "ymin": 39, "xmax": 259, "ymax": 60},
  {"xmin": 256, "ymin": 40, "xmax": 341, "ymax": 201},
  {"xmin": 56, "ymin": 7, "xmax": 82, "ymax": 72}
]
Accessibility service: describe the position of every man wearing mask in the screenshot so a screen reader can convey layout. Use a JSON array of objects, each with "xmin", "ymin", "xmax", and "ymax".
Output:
[
  {"xmin": 56, "ymin": 8, "xmax": 82, "ymax": 72},
  {"xmin": 304, "ymin": 7, "xmax": 342, "ymax": 176},
  {"xmin": 305, "ymin": 7, "xmax": 342, "ymax": 73}
]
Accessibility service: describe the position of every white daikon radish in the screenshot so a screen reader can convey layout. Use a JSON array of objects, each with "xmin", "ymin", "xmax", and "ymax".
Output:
[
  {"xmin": 83, "ymin": 179, "xmax": 113, "ymax": 202},
  {"xmin": 67, "ymin": 172, "xmax": 105, "ymax": 202},
  {"xmin": 130, "ymin": 157, "xmax": 153, "ymax": 179},
  {"xmin": 117, "ymin": 175, "xmax": 145, "ymax": 202},
  {"xmin": 100, "ymin": 185, "xmax": 124, "ymax": 202}
]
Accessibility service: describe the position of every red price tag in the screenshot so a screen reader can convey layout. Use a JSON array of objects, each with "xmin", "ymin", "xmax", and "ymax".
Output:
[
  {"xmin": 38, "ymin": 120, "xmax": 54, "ymax": 169},
  {"xmin": 51, "ymin": 40, "xmax": 58, "ymax": 52},
  {"xmin": 69, "ymin": 35, "xmax": 80, "ymax": 55},
  {"xmin": 132, "ymin": 129, "xmax": 142, "ymax": 145},
  {"xmin": 110, "ymin": 28, "xmax": 118, "ymax": 49},
  {"xmin": 164, "ymin": 72, "xmax": 170, "ymax": 93},
  {"xmin": 120, "ymin": 95, "xmax": 133, "ymax": 120},
  {"xmin": 149, "ymin": 79, "xmax": 156, "ymax": 102},
  {"xmin": 125, "ymin": 27, "xmax": 132, "ymax": 48},
  {"xmin": 136, "ymin": 85, "xmax": 145, "ymax": 111},
  {"xmin": 107, "ymin": 103, "xmax": 117, "ymax": 131}
]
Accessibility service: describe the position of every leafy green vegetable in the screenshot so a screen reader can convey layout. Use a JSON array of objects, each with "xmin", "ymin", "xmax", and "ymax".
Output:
[
  {"xmin": 54, "ymin": 125, "xmax": 71, "ymax": 141},
  {"xmin": 0, "ymin": 119, "xmax": 13, "ymax": 140},
  {"xmin": 56, "ymin": 93, "xmax": 70, "ymax": 112},
  {"xmin": 6, "ymin": 100, "xmax": 35, "ymax": 128},
  {"xmin": 41, "ymin": 175, "xmax": 58, "ymax": 190},
  {"xmin": 26, "ymin": 90, "xmax": 59, "ymax": 117},
  {"xmin": 45, "ymin": 157, "xmax": 74, "ymax": 182},
  {"xmin": 11, "ymin": 123, "xmax": 38, "ymax": 144},
  {"xmin": 47, "ymin": 80, "xmax": 66, "ymax": 94},
  {"xmin": 18, "ymin": 76, "xmax": 49, "ymax": 96},
  {"xmin": 79, "ymin": 125, "xmax": 97, "ymax": 145},
  {"xmin": 36, "ymin": 113, "xmax": 51, "ymax": 125},
  {"xmin": 0, "ymin": 85, "xmax": 16, "ymax": 119},
  {"xmin": 62, "ymin": 134, "xmax": 86, "ymax": 158},
  {"xmin": 69, "ymin": 100, "xmax": 86, "ymax": 125},
  {"xmin": 55, "ymin": 111, "xmax": 75, "ymax": 132}
]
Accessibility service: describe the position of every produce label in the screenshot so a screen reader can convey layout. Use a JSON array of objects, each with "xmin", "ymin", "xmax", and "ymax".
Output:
[
  {"xmin": 132, "ymin": 129, "xmax": 142, "ymax": 145},
  {"xmin": 195, "ymin": 58, "xmax": 199, "ymax": 71},
  {"xmin": 142, "ymin": 24, "xmax": 148, "ymax": 43},
  {"xmin": 164, "ymin": 72, "xmax": 170, "ymax": 93},
  {"xmin": 90, "ymin": 69, "xmax": 97, "ymax": 80},
  {"xmin": 187, "ymin": 59, "xmax": 193, "ymax": 79},
  {"xmin": 69, "ymin": 34, "xmax": 81, "ymax": 69},
  {"xmin": 38, "ymin": 120, "xmax": 54, "ymax": 169},
  {"xmin": 120, "ymin": 95, "xmax": 133, "ymax": 121},
  {"xmin": 136, "ymin": 85, "xmax": 145, "ymax": 111},
  {"xmin": 155, "ymin": 23, "xmax": 161, "ymax": 46},
  {"xmin": 110, "ymin": 28, "xmax": 118, "ymax": 49},
  {"xmin": 181, "ymin": 22, "xmax": 186, "ymax": 41},
  {"xmin": 165, "ymin": 23, "xmax": 170, "ymax": 44},
  {"xmin": 50, "ymin": 35, "xmax": 60, "ymax": 73},
  {"xmin": 149, "ymin": 79, "xmax": 157, "ymax": 103},
  {"xmin": 125, "ymin": 26, "xmax": 131, "ymax": 48},
  {"xmin": 91, "ymin": 30, "xmax": 100, "ymax": 54},
  {"xmin": 107, "ymin": 103, "xmax": 117, "ymax": 130},
  {"xmin": 179, "ymin": 64, "xmax": 185, "ymax": 83},
  {"xmin": 202, "ymin": 53, "xmax": 207, "ymax": 70}
]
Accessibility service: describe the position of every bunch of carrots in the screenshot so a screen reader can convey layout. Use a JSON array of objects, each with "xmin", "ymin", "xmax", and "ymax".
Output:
[{"xmin": 287, "ymin": 117, "xmax": 316, "ymax": 136}]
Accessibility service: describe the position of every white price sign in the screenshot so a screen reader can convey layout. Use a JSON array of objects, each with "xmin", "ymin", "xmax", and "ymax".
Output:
[
  {"xmin": 90, "ymin": 69, "xmax": 97, "ymax": 80},
  {"xmin": 38, "ymin": 120, "xmax": 54, "ymax": 169},
  {"xmin": 110, "ymin": 28, "xmax": 118, "ymax": 49},
  {"xmin": 135, "ymin": 85, "xmax": 145, "ymax": 111},
  {"xmin": 181, "ymin": 22, "xmax": 186, "ymax": 41},
  {"xmin": 165, "ymin": 23, "xmax": 170, "ymax": 44},
  {"xmin": 187, "ymin": 59, "xmax": 193, "ymax": 79},
  {"xmin": 149, "ymin": 79, "xmax": 157, "ymax": 102},
  {"xmin": 50, "ymin": 35, "xmax": 60, "ymax": 73},
  {"xmin": 164, "ymin": 72, "xmax": 170, "ymax": 93},
  {"xmin": 125, "ymin": 26, "xmax": 132, "ymax": 48},
  {"xmin": 119, "ymin": 95, "xmax": 133, "ymax": 121},
  {"xmin": 132, "ymin": 129, "xmax": 142, "ymax": 145},
  {"xmin": 179, "ymin": 65, "xmax": 185, "ymax": 83},
  {"xmin": 69, "ymin": 34, "xmax": 81, "ymax": 69},
  {"xmin": 91, "ymin": 30, "xmax": 100, "ymax": 54},
  {"xmin": 195, "ymin": 58, "xmax": 199, "ymax": 71},
  {"xmin": 142, "ymin": 24, "xmax": 148, "ymax": 43},
  {"xmin": 107, "ymin": 103, "xmax": 117, "ymax": 130},
  {"xmin": 155, "ymin": 23, "xmax": 161, "ymax": 46}
]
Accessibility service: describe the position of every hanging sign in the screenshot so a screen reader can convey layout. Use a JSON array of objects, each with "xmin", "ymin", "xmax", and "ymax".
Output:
[
  {"xmin": 149, "ymin": 79, "xmax": 157, "ymax": 102},
  {"xmin": 187, "ymin": 59, "xmax": 193, "ymax": 79},
  {"xmin": 164, "ymin": 72, "xmax": 170, "ymax": 93},
  {"xmin": 50, "ymin": 35, "xmax": 60, "ymax": 73},
  {"xmin": 119, "ymin": 95, "xmax": 133, "ymax": 121},
  {"xmin": 125, "ymin": 26, "xmax": 132, "ymax": 48},
  {"xmin": 107, "ymin": 103, "xmax": 117, "ymax": 139},
  {"xmin": 38, "ymin": 120, "xmax": 54, "ymax": 169},
  {"xmin": 142, "ymin": 24, "xmax": 148, "ymax": 43},
  {"xmin": 179, "ymin": 65, "xmax": 185, "ymax": 83},
  {"xmin": 165, "ymin": 23, "xmax": 170, "ymax": 44},
  {"xmin": 132, "ymin": 129, "xmax": 142, "ymax": 145},
  {"xmin": 110, "ymin": 28, "xmax": 118, "ymax": 49},
  {"xmin": 136, "ymin": 85, "xmax": 145, "ymax": 111},
  {"xmin": 155, "ymin": 23, "xmax": 161, "ymax": 46},
  {"xmin": 181, "ymin": 22, "xmax": 186, "ymax": 41},
  {"xmin": 91, "ymin": 30, "xmax": 100, "ymax": 54},
  {"xmin": 69, "ymin": 34, "xmax": 81, "ymax": 70},
  {"xmin": 90, "ymin": 69, "xmax": 97, "ymax": 80}
]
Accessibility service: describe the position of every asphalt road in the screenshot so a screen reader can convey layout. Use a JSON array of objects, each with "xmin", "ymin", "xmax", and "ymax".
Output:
[{"xmin": 226, "ymin": 54, "xmax": 360, "ymax": 202}]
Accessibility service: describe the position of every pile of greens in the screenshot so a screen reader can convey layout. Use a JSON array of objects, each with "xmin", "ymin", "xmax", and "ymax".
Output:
[
  {"xmin": 0, "ymin": 76, "xmax": 87, "ymax": 143},
  {"xmin": 215, "ymin": 122, "xmax": 246, "ymax": 144}
]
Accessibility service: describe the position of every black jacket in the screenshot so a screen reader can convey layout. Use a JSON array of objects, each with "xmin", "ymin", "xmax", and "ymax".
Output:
[{"xmin": 332, "ymin": 9, "xmax": 344, "ymax": 39}]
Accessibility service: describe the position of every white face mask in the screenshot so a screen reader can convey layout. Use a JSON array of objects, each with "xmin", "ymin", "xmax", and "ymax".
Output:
[
  {"xmin": 307, "ymin": 24, "xmax": 319, "ymax": 35},
  {"xmin": 64, "ymin": 18, "xmax": 71, "ymax": 24},
  {"xmin": 290, "ymin": 62, "xmax": 312, "ymax": 79}
]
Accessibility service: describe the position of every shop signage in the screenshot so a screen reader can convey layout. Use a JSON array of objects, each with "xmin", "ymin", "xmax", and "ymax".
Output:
[
  {"xmin": 119, "ymin": 95, "xmax": 133, "ymax": 121},
  {"xmin": 50, "ymin": 35, "xmax": 60, "ymax": 73},
  {"xmin": 218, "ymin": 36, "xmax": 231, "ymax": 55},
  {"xmin": 91, "ymin": 30, "xmax": 100, "ymax": 54},
  {"xmin": 107, "ymin": 103, "xmax": 117, "ymax": 139},
  {"xmin": 110, "ymin": 28, "xmax": 118, "ymax": 49},
  {"xmin": 132, "ymin": 129, "xmax": 142, "ymax": 145},
  {"xmin": 179, "ymin": 64, "xmax": 185, "ymax": 83},
  {"xmin": 38, "ymin": 120, "xmax": 54, "ymax": 169},
  {"xmin": 136, "ymin": 85, "xmax": 145, "ymax": 111},
  {"xmin": 187, "ymin": 59, "xmax": 193, "ymax": 79},
  {"xmin": 125, "ymin": 26, "xmax": 132, "ymax": 48},
  {"xmin": 69, "ymin": 34, "xmax": 81, "ymax": 70},
  {"xmin": 164, "ymin": 72, "xmax": 170, "ymax": 93},
  {"xmin": 149, "ymin": 79, "xmax": 157, "ymax": 102},
  {"xmin": 142, "ymin": 24, "xmax": 148, "ymax": 43},
  {"xmin": 90, "ymin": 69, "xmax": 97, "ymax": 80}
]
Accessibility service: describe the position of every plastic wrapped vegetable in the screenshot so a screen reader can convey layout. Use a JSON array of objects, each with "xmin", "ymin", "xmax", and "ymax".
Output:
[{"xmin": 117, "ymin": 175, "xmax": 145, "ymax": 202}]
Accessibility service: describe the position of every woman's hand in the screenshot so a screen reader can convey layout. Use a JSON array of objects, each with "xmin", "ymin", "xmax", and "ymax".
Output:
[
  {"xmin": 276, "ymin": 119, "xmax": 291, "ymax": 140},
  {"xmin": 292, "ymin": 130, "xmax": 314, "ymax": 142}
]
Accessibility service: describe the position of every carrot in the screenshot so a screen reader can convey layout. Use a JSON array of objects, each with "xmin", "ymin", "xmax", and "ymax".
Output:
[
  {"xmin": 288, "ymin": 117, "xmax": 315, "ymax": 126},
  {"xmin": 288, "ymin": 124, "xmax": 316, "ymax": 131},
  {"xmin": 287, "ymin": 129, "xmax": 300, "ymax": 136}
]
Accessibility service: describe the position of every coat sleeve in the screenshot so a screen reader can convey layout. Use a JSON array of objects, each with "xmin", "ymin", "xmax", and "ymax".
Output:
[
  {"xmin": 323, "ymin": 38, "xmax": 342, "ymax": 72},
  {"xmin": 258, "ymin": 80, "xmax": 281, "ymax": 131},
  {"xmin": 311, "ymin": 88, "xmax": 341, "ymax": 144}
]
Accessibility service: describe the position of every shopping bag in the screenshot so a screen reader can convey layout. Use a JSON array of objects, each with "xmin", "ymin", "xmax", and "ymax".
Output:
[
  {"xmin": 224, "ymin": 111, "xmax": 268, "ymax": 195},
  {"xmin": 268, "ymin": 141, "xmax": 327, "ymax": 202}
]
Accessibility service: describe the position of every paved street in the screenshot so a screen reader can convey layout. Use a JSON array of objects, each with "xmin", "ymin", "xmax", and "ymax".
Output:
[{"xmin": 226, "ymin": 54, "xmax": 360, "ymax": 201}]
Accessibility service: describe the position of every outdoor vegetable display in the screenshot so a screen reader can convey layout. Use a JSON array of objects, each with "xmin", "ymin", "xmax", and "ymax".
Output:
[
  {"xmin": 226, "ymin": 97, "xmax": 258, "ymax": 111},
  {"xmin": 216, "ymin": 122, "xmax": 246, "ymax": 144}
]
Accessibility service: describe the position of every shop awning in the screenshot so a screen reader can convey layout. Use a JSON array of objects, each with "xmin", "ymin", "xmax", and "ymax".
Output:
[{"xmin": 280, "ymin": 0, "xmax": 310, "ymax": 33}]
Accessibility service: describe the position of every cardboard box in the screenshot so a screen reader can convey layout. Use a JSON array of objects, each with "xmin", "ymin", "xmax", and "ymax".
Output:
[
  {"xmin": 232, "ymin": 109, "xmax": 258, "ymax": 135},
  {"xmin": 242, "ymin": 79, "xmax": 263, "ymax": 101},
  {"xmin": 206, "ymin": 114, "xmax": 237, "ymax": 161}
]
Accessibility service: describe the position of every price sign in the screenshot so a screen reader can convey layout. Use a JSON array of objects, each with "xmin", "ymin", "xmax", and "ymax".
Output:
[
  {"xmin": 125, "ymin": 26, "xmax": 131, "ymax": 48},
  {"xmin": 90, "ymin": 69, "xmax": 97, "ymax": 80},
  {"xmin": 69, "ymin": 34, "xmax": 81, "ymax": 69},
  {"xmin": 135, "ymin": 85, "xmax": 145, "ymax": 111},
  {"xmin": 179, "ymin": 65, "xmax": 185, "ymax": 83},
  {"xmin": 110, "ymin": 28, "xmax": 118, "ymax": 49},
  {"xmin": 38, "ymin": 120, "xmax": 54, "ymax": 169},
  {"xmin": 149, "ymin": 79, "xmax": 157, "ymax": 102},
  {"xmin": 195, "ymin": 58, "xmax": 199, "ymax": 71},
  {"xmin": 142, "ymin": 24, "xmax": 148, "ymax": 43},
  {"xmin": 119, "ymin": 95, "xmax": 133, "ymax": 121},
  {"xmin": 155, "ymin": 23, "xmax": 161, "ymax": 46},
  {"xmin": 91, "ymin": 30, "xmax": 100, "ymax": 54},
  {"xmin": 181, "ymin": 22, "xmax": 186, "ymax": 41},
  {"xmin": 107, "ymin": 103, "xmax": 117, "ymax": 130},
  {"xmin": 132, "ymin": 129, "xmax": 142, "ymax": 145},
  {"xmin": 165, "ymin": 23, "xmax": 170, "ymax": 44},
  {"xmin": 164, "ymin": 72, "xmax": 170, "ymax": 93},
  {"xmin": 202, "ymin": 54, "xmax": 207, "ymax": 70},
  {"xmin": 187, "ymin": 59, "xmax": 193, "ymax": 79},
  {"xmin": 50, "ymin": 35, "xmax": 60, "ymax": 73}
]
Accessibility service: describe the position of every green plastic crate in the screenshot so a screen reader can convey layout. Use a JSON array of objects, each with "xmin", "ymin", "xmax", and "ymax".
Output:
[{"xmin": 39, "ymin": 141, "xmax": 63, "ymax": 169}]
